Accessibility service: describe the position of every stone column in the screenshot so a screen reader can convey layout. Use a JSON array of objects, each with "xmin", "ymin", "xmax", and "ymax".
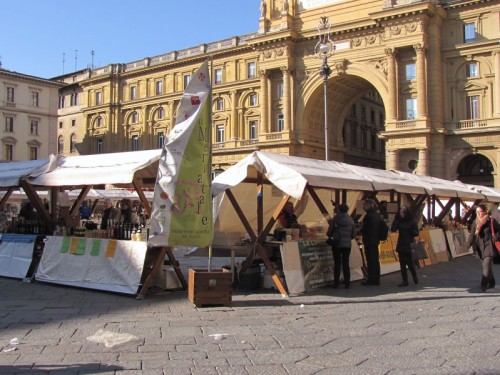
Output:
[
  {"xmin": 418, "ymin": 148, "xmax": 430, "ymax": 175},
  {"xmin": 282, "ymin": 67, "xmax": 291, "ymax": 131},
  {"xmin": 415, "ymin": 43, "xmax": 428, "ymax": 118},
  {"xmin": 385, "ymin": 48, "xmax": 398, "ymax": 122},
  {"xmin": 388, "ymin": 149, "xmax": 399, "ymax": 171},
  {"xmin": 260, "ymin": 70, "xmax": 269, "ymax": 133},
  {"xmin": 231, "ymin": 90, "xmax": 238, "ymax": 139},
  {"xmin": 494, "ymin": 51, "xmax": 500, "ymax": 116}
]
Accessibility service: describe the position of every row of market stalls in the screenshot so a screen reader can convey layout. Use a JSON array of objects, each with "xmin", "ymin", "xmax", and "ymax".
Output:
[
  {"xmin": 210, "ymin": 151, "xmax": 500, "ymax": 295},
  {"xmin": 0, "ymin": 149, "xmax": 499, "ymax": 297}
]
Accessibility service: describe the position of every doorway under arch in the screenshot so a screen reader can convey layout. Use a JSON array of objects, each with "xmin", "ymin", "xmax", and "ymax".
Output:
[
  {"xmin": 456, "ymin": 154, "xmax": 494, "ymax": 187},
  {"xmin": 301, "ymin": 73, "xmax": 386, "ymax": 169}
]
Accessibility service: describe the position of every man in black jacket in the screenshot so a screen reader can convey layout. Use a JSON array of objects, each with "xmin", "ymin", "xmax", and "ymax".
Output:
[{"xmin": 361, "ymin": 199, "xmax": 383, "ymax": 285}]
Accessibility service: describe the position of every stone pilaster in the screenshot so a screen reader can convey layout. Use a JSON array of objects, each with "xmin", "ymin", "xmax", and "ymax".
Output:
[{"xmin": 415, "ymin": 43, "xmax": 428, "ymax": 119}]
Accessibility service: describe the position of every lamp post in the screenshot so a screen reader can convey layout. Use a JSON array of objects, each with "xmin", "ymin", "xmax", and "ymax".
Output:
[{"xmin": 314, "ymin": 16, "xmax": 335, "ymax": 161}]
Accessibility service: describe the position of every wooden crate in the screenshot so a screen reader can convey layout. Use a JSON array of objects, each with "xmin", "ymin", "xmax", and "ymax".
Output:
[{"xmin": 188, "ymin": 268, "xmax": 232, "ymax": 307}]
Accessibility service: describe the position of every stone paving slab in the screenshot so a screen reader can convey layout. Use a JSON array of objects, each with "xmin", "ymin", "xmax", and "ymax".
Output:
[{"xmin": 0, "ymin": 254, "xmax": 498, "ymax": 374}]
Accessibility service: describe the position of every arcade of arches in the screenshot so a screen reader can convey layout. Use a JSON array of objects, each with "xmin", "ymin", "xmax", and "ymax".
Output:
[{"xmin": 56, "ymin": 0, "xmax": 500, "ymax": 187}]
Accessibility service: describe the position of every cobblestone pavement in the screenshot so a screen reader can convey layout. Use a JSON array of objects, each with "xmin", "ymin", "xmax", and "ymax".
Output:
[{"xmin": 0, "ymin": 252, "xmax": 499, "ymax": 375}]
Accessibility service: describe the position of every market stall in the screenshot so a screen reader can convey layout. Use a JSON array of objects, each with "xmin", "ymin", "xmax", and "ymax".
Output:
[{"xmin": 19, "ymin": 149, "xmax": 186, "ymax": 297}]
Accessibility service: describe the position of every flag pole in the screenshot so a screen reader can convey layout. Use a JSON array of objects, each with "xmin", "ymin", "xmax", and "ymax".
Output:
[{"xmin": 208, "ymin": 56, "xmax": 214, "ymax": 272}]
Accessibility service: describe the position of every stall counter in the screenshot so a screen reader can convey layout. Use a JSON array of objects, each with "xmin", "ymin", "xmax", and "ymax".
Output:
[{"xmin": 36, "ymin": 236, "xmax": 148, "ymax": 295}]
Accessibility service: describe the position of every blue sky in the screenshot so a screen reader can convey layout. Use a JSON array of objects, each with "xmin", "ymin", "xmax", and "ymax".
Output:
[{"xmin": 1, "ymin": 0, "xmax": 260, "ymax": 79}]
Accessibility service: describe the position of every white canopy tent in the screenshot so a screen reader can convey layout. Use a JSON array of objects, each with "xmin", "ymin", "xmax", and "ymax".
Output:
[
  {"xmin": 0, "ymin": 156, "xmax": 57, "ymax": 188},
  {"xmin": 212, "ymin": 151, "xmax": 487, "ymax": 201},
  {"xmin": 26, "ymin": 149, "xmax": 162, "ymax": 187}
]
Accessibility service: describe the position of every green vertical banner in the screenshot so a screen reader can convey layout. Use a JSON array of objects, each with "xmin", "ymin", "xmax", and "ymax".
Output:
[{"xmin": 149, "ymin": 60, "xmax": 213, "ymax": 247}]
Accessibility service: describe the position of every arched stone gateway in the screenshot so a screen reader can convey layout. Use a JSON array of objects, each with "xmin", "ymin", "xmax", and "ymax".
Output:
[{"xmin": 298, "ymin": 62, "xmax": 389, "ymax": 168}]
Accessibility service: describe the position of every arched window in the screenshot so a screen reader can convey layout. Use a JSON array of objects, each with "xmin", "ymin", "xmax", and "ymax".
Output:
[
  {"xmin": 131, "ymin": 112, "xmax": 138, "ymax": 123},
  {"xmin": 58, "ymin": 135, "xmax": 64, "ymax": 154},
  {"xmin": 70, "ymin": 133, "xmax": 77, "ymax": 153}
]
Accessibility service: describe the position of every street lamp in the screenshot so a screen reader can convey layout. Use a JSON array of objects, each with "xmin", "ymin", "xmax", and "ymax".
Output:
[{"xmin": 314, "ymin": 16, "xmax": 335, "ymax": 161}]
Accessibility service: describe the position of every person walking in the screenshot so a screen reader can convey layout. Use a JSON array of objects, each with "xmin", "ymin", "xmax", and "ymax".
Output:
[
  {"xmin": 326, "ymin": 203, "xmax": 356, "ymax": 288},
  {"xmin": 466, "ymin": 204, "xmax": 498, "ymax": 291},
  {"xmin": 391, "ymin": 205, "xmax": 419, "ymax": 287},
  {"xmin": 361, "ymin": 199, "xmax": 384, "ymax": 286}
]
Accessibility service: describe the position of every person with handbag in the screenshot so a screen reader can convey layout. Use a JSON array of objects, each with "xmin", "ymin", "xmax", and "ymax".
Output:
[
  {"xmin": 466, "ymin": 204, "xmax": 499, "ymax": 291},
  {"xmin": 326, "ymin": 204, "xmax": 356, "ymax": 288},
  {"xmin": 391, "ymin": 205, "xmax": 419, "ymax": 287}
]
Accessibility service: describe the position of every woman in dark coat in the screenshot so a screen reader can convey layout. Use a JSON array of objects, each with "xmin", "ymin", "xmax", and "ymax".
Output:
[
  {"xmin": 391, "ymin": 205, "xmax": 419, "ymax": 287},
  {"xmin": 466, "ymin": 204, "xmax": 498, "ymax": 291},
  {"xmin": 326, "ymin": 203, "xmax": 356, "ymax": 289}
]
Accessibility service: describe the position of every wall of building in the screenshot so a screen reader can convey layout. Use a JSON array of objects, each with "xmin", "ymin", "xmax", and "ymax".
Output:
[{"xmin": 0, "ymin": 70, "xmax": 63, "ymax": 161}]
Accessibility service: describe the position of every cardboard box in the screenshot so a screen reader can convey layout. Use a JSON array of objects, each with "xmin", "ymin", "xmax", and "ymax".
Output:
[{"xmin": 188, "ymin": 268, "xmax": 232, "ymax": 307}]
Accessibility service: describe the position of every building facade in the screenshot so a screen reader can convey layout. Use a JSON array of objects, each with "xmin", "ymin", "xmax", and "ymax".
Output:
[
  {"xmin": 56, "ymin": 0, "xmax": 500, "ymax": 186},
  {"xmin": 0, "ymin": 69, "xmax": 63, "ymax": 161}
]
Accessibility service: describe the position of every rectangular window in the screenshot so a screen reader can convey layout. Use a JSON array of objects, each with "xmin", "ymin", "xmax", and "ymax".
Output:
[
  {"xmin": 5, "ymin": 117, "xmax": 14, "ymax": 132},
  {"xmin": 277, "ymin": 82, "xmax": 284, "ymax": 99},
  {"xmin": 371, "ymin": 133, "xmax": 377, "ymax": 151},
  {"xmin": 216, "ymin": 125, "xmax": 225, "ymax": 143},
  {"xmin": 158, "ymin": 132, "xmax": 164, "ymax": 149},
  {"xmin": 7, "ymin": 87, "xmax": 14, "ymax": 102},
  {"xmin": 157, "ymin": 107, "xmax": 164, "ymax": 119},
  {"xmin": 95, "ymin": 92, "xmax": 102, "ymax": 105},
  {"xmin": 247, "ymin": 62, "xmax": 256, "ymax": 79},
  {"xmin": 70, "ymin": 93, "xmax": 78, "ymax": 106},
  {"xmin": 405, "ymin": 98, "xmax": 417, "ymax": 120},
  {"xmin": 466, "ymin": 62, "xmax": 479, "ymax": 78},
  {"xmin": 59, "ymin": 122, "xmax": 63, "ymax": 129},
  {"xmin": 71, "ymin": 119, "xmax": 76, "ymax": 127},
  {"xmin": 464, "ymin": 23, "xmax": 476, "ymax": 43},
  {"xmin": 183, "ymin": 75, "xmax": 191, "ymax": 90},
  {"xmin": 29, "ymin": 147, "xmax": 38, "ymax": 160},
  {"xmin": 31, "ymin": 91, "xmax": 39, "ymax": 106},
  {"xmin": 59, "ymin": 96, "xmax": 65, "ymax": 108},
  {"xmin": 132, "ymin": 135, "xmax": 139, "ymax": 151},
  {"xmin": 155, "ymin": 81, "xmax": 163, "ymax": 95},
  {"xmin": 277, "ymin": 114, "xmax": 284, "ymax": 132},
  {"xmin": 4, "ymin": 144, "xmax": 13, "ymax": 161},
  {"xmin": 351, "ymin": 128, "xmax": 357, "ymax": 146},
  {"xmin": 214, "ymin": 68, "xmax": 222, "ymax": 84},
  {"xmin": 96, "ymin": 138, "xmax": 103, "ymax": 154},
  {"xmin": 249, "ymin": 120, "xmax": 258, "ymax": 140},
  {"xmin": 466, "ymin": 95, "xmax": 480, "ymax": 119},
  {"xmin": 249, "ymin": 93, "xmax": 257, "ymax": 106},
  {"xmin": 130, "ymin": 86, "xmax": 137, "ymax": 100},
  {"xmin": 30, "ymin": 120, "xmax": 39, "ymax": 135},
  {"xmin": 405, "ymin": 63, "xmax": 416, "ymax": 80}
]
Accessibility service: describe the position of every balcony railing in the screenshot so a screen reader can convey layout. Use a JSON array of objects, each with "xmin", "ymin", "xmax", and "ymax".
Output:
[
  {"xmin": 395, "ymin": 120, "xmax": 417, "ymax": 129},
  {"xmin": 446, "ymin": 119, "xmax": 488, "ymax": 130}
]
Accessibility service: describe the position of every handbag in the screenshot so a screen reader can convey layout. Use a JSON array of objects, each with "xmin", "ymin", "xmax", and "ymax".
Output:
[
  {"xmin": 489, "ymin": 220, "xmax": 500, "ymax": 256},
  {"xmin": 326, "ymin": 222, "xmax": 340, "ymax": 247},
  {"xmin": 410, "ymin": 240, "xmax": 428, "ymax": 261}
]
